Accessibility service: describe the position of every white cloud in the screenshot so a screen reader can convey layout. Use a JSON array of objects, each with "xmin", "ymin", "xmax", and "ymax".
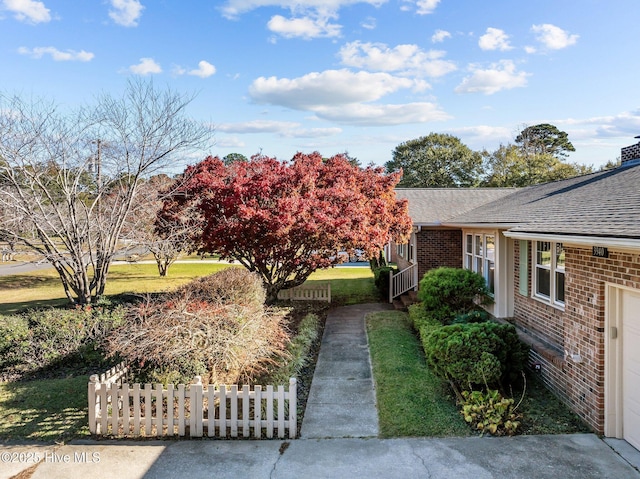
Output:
[
  {"xmin": 218, "ymin": 120, "xmax": 300, "ymax": 134},
  {"xmin": 404, "ymin": 0, "xmax": 440, "ymax": 15},
  {"xmin": 129, "ymin": 57, "xmax": 161, "ymax": 75},
  {"xmin": 431, "ymin": 29, "xmax": 451, "ymax": 43},
  {"xmin": 524, "ymin": 45, "xmax": 537, "ymax": 54},
  {"xmin": 314, "ymin": 102, "xmax": 450, "ymax": 126},
  {"xmin": 338, "ymin": 41, "xmax": 456, "ymax": 78},
  {"xmin": 267, "ymin": 14, "xmax": 341, "ymax": 39},
  {"xmin": 18, "ymin": 46, "xmax": 94, "ymax": 61},
  {"xmin": 249, "ymin": 69, "xmax": 424, "ymax": 109},
  {"xmin": 361, "ymin": 16, "xmax": 376, "ymax": 30},
  {"xmin": 216, "ymin": 137, "xmax": 245, "ymax": 148},
  {"xmin": 109, "ymin": 0, "xmax": 144, "ymax": 27},
  {"xmin": 449, "ymin": 125, "xmax": 512, "ymax": 144},
  {"xmin": 188, "ymin": 60, "xmax": 216, "ymax": 78},
  {"xmin": 220, "ymin": 0, "xmax": 386, "ymax": 19},
  {"xmin": 217, "ymin": 119, "xmax": 342, "ymax": 138},
  {"xmin": 478, "ymin": 27, "xmax": 512, "ymax": 51},
  {"xmin": 557, "ymin": 110, "xmax": 640, "ymax": 139},
  {"xmin": 455, "ymin": 60, "xmax": 530, "ymax": 95},
  {"xmin": 3, "ymin": 0, "xmax": 50, "ymax": 23},
  {"xmin": 531, "ymin": 24, "xmax": 578, "ymax": 50}
]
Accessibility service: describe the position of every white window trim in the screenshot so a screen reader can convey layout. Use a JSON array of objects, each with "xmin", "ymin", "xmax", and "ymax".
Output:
[
  {"xmin": 532, "ymin": 241, "xmax": 565, "ymax": 310},
  {"xmin": 464, "ymin": 231, "xmax": 496, "ymax": 296}
]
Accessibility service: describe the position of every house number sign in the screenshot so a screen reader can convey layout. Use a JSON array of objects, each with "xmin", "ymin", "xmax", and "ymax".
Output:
[{"xmin": 592, "ymin": 246, "xmax": 609, "ymax": 258}]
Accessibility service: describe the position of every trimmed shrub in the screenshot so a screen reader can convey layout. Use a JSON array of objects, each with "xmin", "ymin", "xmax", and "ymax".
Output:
[
  {"xmin": 417, "ymin": 267, "xmax": 492, "ymax": 324},
  {"xmin": 108, "ymin": 268, "xmax": 290, "ymax": 385},
  {"xmin": 407, "ymin": 303, "xmax": 440, "ymax": 339},
  {"xmin": 0, "ymin": 316, "xmax": 30, "ymax": 369},
  {"xmin": 0, "ymin": 304, "xmax": 126, "ymax": 373},
  {"xmin": 452, "ymin": 309, "xmax": 491, "ymax": 325},
  {"xmin": 422, "ymin": 321, "xmax": 529, "ymax": 391},
  {"xmin": 372, "ymin": 266, "xmax": 396, "ymax": 299}
]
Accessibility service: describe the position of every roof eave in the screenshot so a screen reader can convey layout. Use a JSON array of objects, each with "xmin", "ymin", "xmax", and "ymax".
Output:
[{"xmin": 502, "ymin": 231, "xmax": 640, "ymax": 250}]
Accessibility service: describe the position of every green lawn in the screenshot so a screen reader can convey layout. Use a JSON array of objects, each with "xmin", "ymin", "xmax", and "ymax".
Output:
[
  {"xmin": 0, "ymin": 263, "xmax": 377, "ymax": 315},
  {"xmin": 366, "ymin": 310, "xmax": 470, "ymax": 437},
  {"xmin": 0, "ymin": 375, "xmax": 89, "ymax": 441},
  {"xmin": 0, "ymin": 263, "xmax": 236, "ymax": 315}
]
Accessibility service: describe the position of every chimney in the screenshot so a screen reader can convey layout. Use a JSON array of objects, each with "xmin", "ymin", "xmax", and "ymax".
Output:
[{"xmin": 621, "ymin": 136, "xmax": 640, "ymax": 167}]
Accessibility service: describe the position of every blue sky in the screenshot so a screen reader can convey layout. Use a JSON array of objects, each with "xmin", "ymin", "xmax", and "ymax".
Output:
[{"xmin": 1, "ymin": 0, "xmax": 639, "ymax": 169}]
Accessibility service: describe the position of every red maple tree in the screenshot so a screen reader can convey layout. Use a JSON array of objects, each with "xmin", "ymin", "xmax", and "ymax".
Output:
[{"xmin": 160, "ymin": 152, "xmax": 412, "ymax": 303}]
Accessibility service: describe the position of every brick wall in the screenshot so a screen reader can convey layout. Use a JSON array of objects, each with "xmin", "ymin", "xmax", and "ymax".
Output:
[
  {"xmin": 513, "ymin": 241, "xmax": 640, "ymax": 433},
  {"xmin": 415, "ymin": 228, "xmax": 462, "ymax": 280}
]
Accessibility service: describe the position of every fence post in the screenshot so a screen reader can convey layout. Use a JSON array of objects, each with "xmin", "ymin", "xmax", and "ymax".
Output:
[
  {"xmin": 289, "ymin": 378, "xmax": 297, "ymax": 439},
  {"xmin": 388, "ymin": 269, "xmax": 393, "ymax": 303},
  {"xmin": 88, "ymin": 375, "xmax": 99, "ymax": 434}
]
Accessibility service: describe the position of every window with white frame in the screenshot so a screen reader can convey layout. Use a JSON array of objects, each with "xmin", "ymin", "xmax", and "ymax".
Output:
[
  {"xmin": 534, "ymin": 241, "xmax": 565, "ymax": 306},
  {"xmin": 464, "ymin": 233, "xmax": 495, "ymax": 294}
]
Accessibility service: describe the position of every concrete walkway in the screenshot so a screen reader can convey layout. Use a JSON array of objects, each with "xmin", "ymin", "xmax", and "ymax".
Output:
[
  {"xmin": 1, "ymin": 303, "xmax": 640, "ymax": 479},
  {"xmin": 300, "ymin": 303, "xmax": 392, "ymax": 438}
]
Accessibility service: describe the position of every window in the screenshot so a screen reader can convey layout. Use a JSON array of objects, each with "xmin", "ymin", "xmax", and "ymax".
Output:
[
  {"xmin": 534, "ymin": 241, "xmax": 565, "ymax": 306},
  {"xmin": 465, "ymin": 233, "xmax": 495, "ymax": 294}
]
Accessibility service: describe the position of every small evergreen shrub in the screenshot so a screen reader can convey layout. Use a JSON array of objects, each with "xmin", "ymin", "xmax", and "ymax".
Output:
[
  {"xmin": 407, "ymin": 303, "xmax": 441, "ymax": 339},
  {"xmin": 0, "ymin": 304, "xmax": 126, "ymax": 373},
  {"xmin": 417, "ymin": 267, "xmax": 492, "ymax": 324},
  {"xmin": 422, "ymin": 321, "xmax": 529, "ymax": 391},
  {"xmin": 372, "ymin": 266, "xmax": 396, "ymax": 299},
  {"xmin": 0, "ymin": 316, "xmax": 30, "ymax": 369},
  {"xmin": 452, "ymin": 309, "xmax": 490, "ymax": 325}
]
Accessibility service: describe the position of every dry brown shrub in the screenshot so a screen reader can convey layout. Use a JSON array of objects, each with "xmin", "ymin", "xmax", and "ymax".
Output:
[
  {"xmin": 175, "ymin": 267, "xmax": 266, "ymax": 307},
  {"xmin": 107, "ymin": 269, "xmax": 290, "ymax": 385}
]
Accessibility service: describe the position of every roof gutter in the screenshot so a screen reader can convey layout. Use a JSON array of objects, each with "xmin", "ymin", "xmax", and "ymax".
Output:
[{"xmin": 502, "ymin": 231, "xmax": 640, "ymax": 251}]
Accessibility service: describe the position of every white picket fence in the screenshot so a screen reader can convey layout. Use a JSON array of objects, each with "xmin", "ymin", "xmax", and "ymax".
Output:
[
  {"xmin": 88, "ymin": 362, "xmax": 297, "ymax": 439},
  {"xmin": 277, "ymin": 282, "xmax": 331, "ymax": 302}
]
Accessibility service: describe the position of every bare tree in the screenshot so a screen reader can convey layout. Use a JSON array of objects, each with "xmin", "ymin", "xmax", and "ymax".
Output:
[
  {"xmin": 121, "ymin": 175, "xmax": 199, "ymax": 277},
  {"xmin": 0, "ymin": 80, "xmax": 212, "ymax": 304}
]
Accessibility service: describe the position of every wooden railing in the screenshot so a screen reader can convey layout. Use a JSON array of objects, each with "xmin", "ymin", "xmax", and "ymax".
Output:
[
  {"xmin": 88, "ymin": 363, "xmax": 297, "ymax": 439},
  {"xmin": 389, "ymin": 263, "xmax": 418, "ymax": 302}
]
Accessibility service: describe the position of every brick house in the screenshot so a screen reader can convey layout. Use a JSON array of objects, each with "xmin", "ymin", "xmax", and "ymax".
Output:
[{"xmin": 394, "ymin": 142, "xmax": 640, "ymax": 448}]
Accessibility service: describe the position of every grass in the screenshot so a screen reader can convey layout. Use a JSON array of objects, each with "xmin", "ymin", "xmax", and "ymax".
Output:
[
  {"xmin": 0, "ymin": 263, "xmax": 235, "ymax": 315},
  {"xmin": 306, "ymin": 266, "xmax": 378, "ymax": 305},
  {"xmin": 366, "ymin": 310, "xmax": 470, "ymax": 437},
  {"xmin": 0, "ymin": 375, "xmax": 90, "ymax": 441}
]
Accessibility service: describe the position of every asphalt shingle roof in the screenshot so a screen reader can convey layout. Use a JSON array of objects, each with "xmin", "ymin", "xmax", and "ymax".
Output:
[
  {"xmin": 395, "ymin": 188, "xmax": 517, "ymax": 225},
  {"xmin": 447, "ymin": 164, "xmax": 640, "ymax": 239}
]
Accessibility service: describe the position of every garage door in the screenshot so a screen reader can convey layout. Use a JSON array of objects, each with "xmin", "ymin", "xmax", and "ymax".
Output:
[{"xmin": 622, "ymin": 288, "xmax": 640, "ymax": 450}]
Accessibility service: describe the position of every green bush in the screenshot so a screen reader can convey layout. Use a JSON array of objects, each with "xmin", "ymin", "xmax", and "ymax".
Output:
[
  {"xmin": 372, "ymin": 266, "xmax": 396, "ymax": 299},
  {"xmin": 422, "ymin": 321, "xmax": 529, "ymax": 391},
  {"xmin": 407, "ymin": 303, "xmax": 440, "ymax": 339},
  {"xmin": 0, "ymin": 316, "xmax": 30, "ymax": 369},
  {"xmin": 0, "ymin": 304, "xmax": 126, "ymax": 373},
  {"xmin": 452, "ymin": 309, "xmax": 490, "ymax": 325},
  {"xmin": 417, "ymin": 267, "xmax": 492, "ymax": 324}
]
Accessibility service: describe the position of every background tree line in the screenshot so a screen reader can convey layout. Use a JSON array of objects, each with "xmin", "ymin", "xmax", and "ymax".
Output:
[{"xmin": 386, "ymin": 124, "xmax": 596, "ymax": 188}]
